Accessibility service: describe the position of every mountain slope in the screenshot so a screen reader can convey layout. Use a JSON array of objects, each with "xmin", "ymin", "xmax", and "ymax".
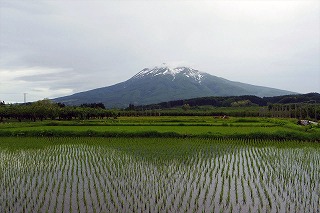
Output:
[{"xmin": 54, "ymin": 66, "xmax": 296, "ymax": 108}]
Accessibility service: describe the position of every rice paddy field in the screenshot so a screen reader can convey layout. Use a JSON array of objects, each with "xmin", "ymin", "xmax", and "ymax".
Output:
[
  {"xmin": 1, "ymin": 116, "xmax": 319, "ymax": 140},
  {"xmin": 1, "ymin": 137, "xmax": 319, "ymax": 213}
]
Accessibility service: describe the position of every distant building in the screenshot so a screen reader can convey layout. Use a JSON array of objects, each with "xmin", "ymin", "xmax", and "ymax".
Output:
[{"xmin": 298, "ymin": 120, "xmax": 318, "ymax": 126}]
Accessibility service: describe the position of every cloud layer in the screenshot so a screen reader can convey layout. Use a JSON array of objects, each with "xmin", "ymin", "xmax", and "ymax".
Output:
[{"xmin": 0, "ymin": 0, "xmax": 319, "ymax": 103}]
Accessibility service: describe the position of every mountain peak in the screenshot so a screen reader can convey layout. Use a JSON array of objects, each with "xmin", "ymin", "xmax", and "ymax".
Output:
[
  {"xmin": 131, "ymin": 66, "xmax": 206, "ymax": 83},
  {"xmin": 54, "ymin": 65, "xmax": 296, "ymax": 108}
]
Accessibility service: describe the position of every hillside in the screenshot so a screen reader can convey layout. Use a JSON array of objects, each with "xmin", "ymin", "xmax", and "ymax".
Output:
[{"xmin": 135, "ymin": 93, "xmax": 320, "ymax": 109}]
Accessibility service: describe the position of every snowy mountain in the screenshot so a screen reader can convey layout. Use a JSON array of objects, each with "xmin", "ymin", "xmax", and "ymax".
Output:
[
  {"xmin": 131, "ymin": 66, "xmax": 206, "ymax": 83},
  {"xmin": 54, "ymin": 66, "xmax": 296, "ymax": 108}
]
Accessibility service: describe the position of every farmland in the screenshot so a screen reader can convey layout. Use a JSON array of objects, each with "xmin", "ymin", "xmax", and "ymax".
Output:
[
  {"xmin": 1, "ymin": 137, "xmax": 319, "ymax": 212},
  {"xmin": 0, "ymin": 116, "xmax": 319, "ymax": 140},
  {"xmin": 0, "ymin": 116, "xmax": 319, "ymax": 212}
]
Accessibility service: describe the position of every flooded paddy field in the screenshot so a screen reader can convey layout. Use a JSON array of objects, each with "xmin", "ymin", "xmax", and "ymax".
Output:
[{"xmin": 0, "ymin": 137, "xmax": 319, "ymax": 212}]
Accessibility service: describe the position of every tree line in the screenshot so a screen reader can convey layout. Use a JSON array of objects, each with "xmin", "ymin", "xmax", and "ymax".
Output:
[
  {"xmin": 134, "ymin": 93, "xmax": 320, "ymax": 109},
  {"xmin": 124, "ymin": 94, "xmax": 320, "ymax": 120},
  {"xmin": 1, "ymin": 93, "xmax": 319, "ymax": 122},
  {"xmin": 0, "ymin": 99, "xmax": 117, "ymax": 122}
]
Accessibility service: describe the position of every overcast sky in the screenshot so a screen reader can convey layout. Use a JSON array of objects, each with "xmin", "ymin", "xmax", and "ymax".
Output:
[{"xmin": 0, "ymin": 0, "xmax": 319, "ymax": 103}]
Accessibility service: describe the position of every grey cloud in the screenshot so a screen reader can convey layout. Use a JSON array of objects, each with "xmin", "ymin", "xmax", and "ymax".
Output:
[
  {"xmin": 13, "ymin": 70, "xmax": 76, "ymax": 82},
  {"xmin": 0, "ymin": 0, "xmax": 319, "ymax": 102}
]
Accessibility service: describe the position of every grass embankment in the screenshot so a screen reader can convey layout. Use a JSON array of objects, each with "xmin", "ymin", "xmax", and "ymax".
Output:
[{"xmin": 0, "ymin": 117, "xmax": 319, "ymax": 141}]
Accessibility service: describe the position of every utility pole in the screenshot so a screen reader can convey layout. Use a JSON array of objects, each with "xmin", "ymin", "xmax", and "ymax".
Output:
[{"xmin": 24, "ymin": 93, "xmax": 27, "ymax": 103}]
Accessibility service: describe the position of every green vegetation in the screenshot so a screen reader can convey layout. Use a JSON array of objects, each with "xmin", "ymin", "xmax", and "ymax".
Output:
[
  {"xmin": 134, "ymin": 93, "xmax": 320, "ymax": 118},
  {"xmin": 1, "ymin": 102, "xmax": 319, "ymax": 212},
  {"xmin": 0, "ymin": 99, "xmax": 117, "ymax": 122},
  {"xmin": 1, "ymin": 94, "xmax": 320, "ymax": 123},
  {"xmin": 0, "ymin": 116, "xmax": 319, "ymax": 140},
  {"xmin": 137, "ymin": 92, "xmax": 320, "ymax": 108},
  {"xmin": 1, "ymin": 137, "xmax": 319, "ymax": 212}
]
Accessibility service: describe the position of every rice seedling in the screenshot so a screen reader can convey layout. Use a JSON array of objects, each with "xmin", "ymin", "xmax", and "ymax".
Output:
[{"xmin": 0, "ymin": 137, "xmax": 319, "ymax": 212}]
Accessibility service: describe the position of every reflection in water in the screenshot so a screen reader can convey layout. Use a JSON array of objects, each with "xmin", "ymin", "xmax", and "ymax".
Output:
[{"xmin": 0, "ymin": 138, "xmax": 319, "ymax": 213}]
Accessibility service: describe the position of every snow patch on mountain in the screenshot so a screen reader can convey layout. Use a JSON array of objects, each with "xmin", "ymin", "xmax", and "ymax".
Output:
[{"xmin": 132, "ymin": 66, "xmax": 206, "ymax": 84}]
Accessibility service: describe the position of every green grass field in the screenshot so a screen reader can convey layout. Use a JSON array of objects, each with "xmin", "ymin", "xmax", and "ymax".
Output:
[{"xmin": 0, "ymin": 116, "xmax": 319, "ymax": 140}]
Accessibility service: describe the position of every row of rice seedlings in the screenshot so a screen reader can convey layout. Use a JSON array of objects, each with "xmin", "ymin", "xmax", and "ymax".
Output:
[{"xmin": 0, "ymin": 137, "xmax": 319, "ymax": 212}]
